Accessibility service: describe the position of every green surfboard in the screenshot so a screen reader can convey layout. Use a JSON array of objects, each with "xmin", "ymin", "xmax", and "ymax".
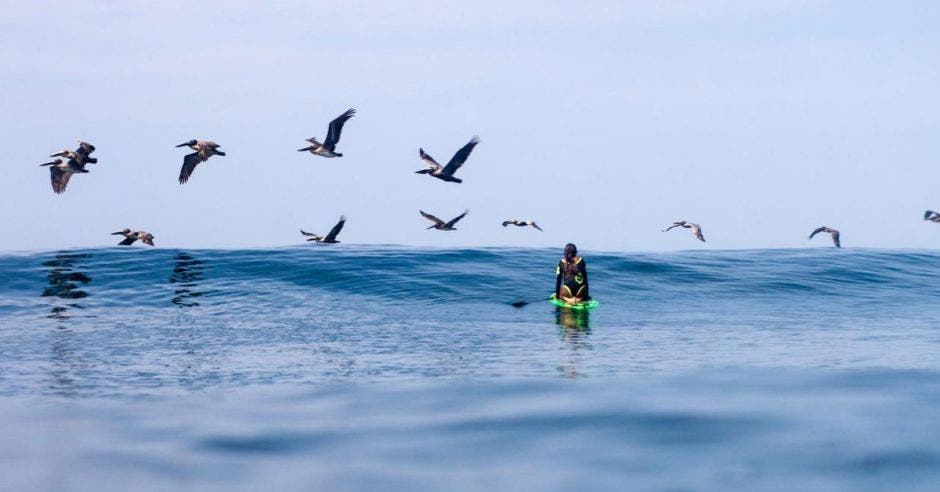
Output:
[{"xmin": 548, "ymin": 295, "xmax": 599, "ymax": 311}]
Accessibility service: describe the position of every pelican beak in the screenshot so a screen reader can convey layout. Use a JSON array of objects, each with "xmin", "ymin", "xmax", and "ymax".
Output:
[
  {"xmin": 175, "ymin": 142, "xmax": 190, "ymax": 148},
  {"xmin": 111, "ymin": 231, "xmax": 124, "ymax": 235}
]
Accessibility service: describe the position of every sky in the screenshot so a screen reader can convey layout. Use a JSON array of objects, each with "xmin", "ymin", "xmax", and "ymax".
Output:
[{"xmin": 1, "ymin": 0, "xmax": 938, "ymax": 252}]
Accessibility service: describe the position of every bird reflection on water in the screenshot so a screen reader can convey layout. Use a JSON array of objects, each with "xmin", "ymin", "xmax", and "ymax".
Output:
[
  {"xmin": 41, "ymin": 252, "xmax": 92, "ymax": 320},
  {"xmin": 170, "ymin": 252, "xmax": 206, "ymax": 307}
]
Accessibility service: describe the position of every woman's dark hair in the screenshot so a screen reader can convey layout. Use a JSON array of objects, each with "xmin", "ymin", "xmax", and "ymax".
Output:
[{"xmin": 562, "ymin": 243, "xmax": 579, "ymax": 277}]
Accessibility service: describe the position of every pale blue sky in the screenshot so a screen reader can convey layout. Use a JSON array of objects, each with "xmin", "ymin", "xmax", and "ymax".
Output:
[{"xmin": 1, "ymin": 1, "xmax": 937, "ymax": 251}]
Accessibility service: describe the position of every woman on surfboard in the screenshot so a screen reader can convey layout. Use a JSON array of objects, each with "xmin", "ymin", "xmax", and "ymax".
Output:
[{"xmin": 555, "ymin": 243, "xmax": 589, "ymax": 304}]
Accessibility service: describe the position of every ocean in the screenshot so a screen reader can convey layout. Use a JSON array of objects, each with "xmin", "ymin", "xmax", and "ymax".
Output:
[{"xmin": 1, "ymin": 246, "xmax": 939, "ymax": 491}]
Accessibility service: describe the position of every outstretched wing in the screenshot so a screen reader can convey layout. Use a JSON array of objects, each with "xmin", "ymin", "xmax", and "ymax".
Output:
[
  {"xmin": 418, "ymin": 148, "xmax": 442, "ymax": 172},
  {"xmin": 831, "ymin": 230, "xmax": 841, "ymax": 248},
  {"xmin": 445, "ymin": 210, "xmax": 470, "ymax": 228},
  {"xmin": 179, "ymin": 152, "xmax": 201, "ymax": 184},
  {"xmin": 141, "ymin": 234, "xmax": 155, "ymax": 246},
  {"xmin": 324, "ymin": 215, "xmax": 346, "ymax": 242},
  {"xmin": 324, "ymin": 108, "xmax": 355, "ymax": 150},
  {"xmin": 502, "ymin": 220, "xmax": 513, "ymax": 227},
  {"xmin": 442, "ymin": 136, "xmax": 479, "ymax": 176},
  {"xmin": 420, "ymin": 210, "xmax": 445, "ymax": 227},
  {"xmin": 809, "ymin": 226, "xmax": 826, "ymax": 239},
  {"xmin": 118, "ymin": 236, "xmax": 137, "ymax": 245},
  {"xmin": 50, "ymin": 167, "xmax": 71, "ymax": 194},
  {"xmin": 531, "ymin": 222, "xmax": 543, "ymax": 231},
  {"xmin": 76, "ymin": 140, "xmax": 96, "ymax": 155},
  {"xmin": 300, "ymin": 229, "xmax": 322, "ymax": 241},
  {"xmin": 691, "ymin": 224, "xmax": 705, "ymax": 242},
  {"xmin": 925, "ymin": 210, "xmax": 937, "ymax": 220}
]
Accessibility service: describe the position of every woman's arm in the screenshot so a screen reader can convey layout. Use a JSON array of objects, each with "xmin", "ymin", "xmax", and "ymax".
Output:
[{"xmin": 555, "ymin": 261, "xmax": 562, "ymax": 298}]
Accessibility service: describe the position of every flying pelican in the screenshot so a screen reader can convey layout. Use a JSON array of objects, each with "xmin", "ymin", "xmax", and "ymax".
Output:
[
  {"xmin": 415, "ymin": 136, "xmax": 479, "ymax": 183},
  {"xmin": 809, "ymin": 226, "xmax": 840, "ymax": 248},
  {"xmin": 420, "ymin": 210, "xmax": 469, "ymax": 231},
  {"xmin": 40, "ymin": 158, "xmax": 88, "ymax": 194},
  {"xmin": 298, "ymin": 108, "xmax": 356, "ymax": 158},
  {"xmin": 663, "ymin": 221, "xmax": 705, "ymax": 242},
  {"xmin": 502, "ymin": 219, "xmax": 542, "ymax": 231},
  {"xmin": 300, "ymin": 215, "xmax": 346, "ymax": 243},
  {"xmin": 111, "ymin": 229, "xmax": 155, "ymax": 246},
  {"xmin": 50, "ymin": 140, "xmax": 98, "ymax": 165},
  {"xmin": 924, "ymin": 210, "xmax": 940, "ymax": 223},
  {"xmin": 175, "ymin": 140, "xmax": 225, "ymax": 184}
]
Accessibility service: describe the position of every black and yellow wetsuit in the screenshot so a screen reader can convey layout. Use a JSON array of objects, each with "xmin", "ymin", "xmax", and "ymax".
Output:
[{"xmin": 556, "ymin": 257, "xmax": 589, "ymax": 299}]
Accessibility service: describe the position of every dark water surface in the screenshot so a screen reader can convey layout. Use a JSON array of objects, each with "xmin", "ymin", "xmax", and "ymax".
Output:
[{"xmin": 1, "ymin": 246, "xmax": 939, "ymax": 490}]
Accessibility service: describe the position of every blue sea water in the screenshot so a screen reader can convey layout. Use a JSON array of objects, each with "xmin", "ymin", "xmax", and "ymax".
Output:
[{"xmin": 1, "ymin": 246, "xmax": 939, "ymax": 491}]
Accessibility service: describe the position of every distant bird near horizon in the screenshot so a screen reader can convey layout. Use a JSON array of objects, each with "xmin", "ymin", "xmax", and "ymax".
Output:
[
  {"xmin": 420, "ymin": 210, "xmax": 469, "ymax": 231},
  {"xmin": 112, "ymin": 229, "xmax": 155, "ymax": 246},
  {"xmin": 300, "ymin": 215, "xmax": 346, "ymax": 243},
  {"xmin": 809, "ymin": 226, "xmax": 841, "ymax": 248},
  {"xmin": 502, "ymin": 219, "xmax": 542, "ymax": 231},
  {"xmin": 924, "ymin": 210, "xmax": 940, "ymax": 223},
  {"xmin": 298, "ymin": 108, "xmax": 355, "ymax": 158},
  {"xmin": 415, "ymin": 136, "xmax": 479, "ymax": 183},
  {"xmin": 663, "ymin": 221, "xmax": 705, "ymax": 242},
  {"xmin": 41, "ymin": 140, "xmax": 98, "ymax": 194},
  {"xmin": 176, "ymin": 140, "xmax": 225, "ymax": 184}
]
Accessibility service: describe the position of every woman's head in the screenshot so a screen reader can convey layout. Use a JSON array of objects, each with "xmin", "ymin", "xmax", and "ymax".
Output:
[{"xmin": 564, "ymin": 243, "xmax": 577, "ymax": 260}]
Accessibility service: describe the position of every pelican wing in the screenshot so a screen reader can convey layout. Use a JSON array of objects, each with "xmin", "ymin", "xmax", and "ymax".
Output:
[
  {"xmin": 76, "ymin": 140, "xmax": 96, "ymax": 155},
  {"xmin": 140, "ymin": 234, "xmax": 155, "ymax": 246},
  {"xmin": 691, "ymin": 224, "xmax": 705, "ymax": 242},
  {"xmin": 178, "ymin": 152, "xmax": 201, "ymax": 184},
  {"xmin": 442, "ymin": 136, "xmax": 479, "ymax": 176},
  {"xmin": 418, "ymin": 148, "xmax": 442, "ymax": 172},
  {"xmin": 531, "ymin": 222, "xmax": 543, "ymax": 231},
  {"xmin": 118, "ymin": 236, "xmax": 137, "ymax": 246},
  {"xmin": 445, "ymin": 210, "xmax": 470, "ymax": 228},
  {"xmin": 502, "ymin": 220, "xmax": 514, "ymax": 227},
  {"xmin": 420, "ymin": 210, "xmax": 445, "ymax": 227},
  {"xmin": 324, "ymin": 215, "xmax": 346, "ymax": 242},
  {"xmin": 831, "ymin": 230, "xmax": 841, "ymax": 248},
  {"xmin": 809, "ymin": 226, "xmax": 826, "ymax": 239},
  {"xmin": 324, "ymin": 108, "xmax": 355, "ymax": 150},
  {"xmin": 50, "ymin": 167, "xmax": 71, "ymax": 194},
  {"xmin": 300, "ymin": 229, "xmax": 322, "ymax": 241},
  {"xmin": 925, "ymin": 210, "xmax": 937, "ymax": 220}
]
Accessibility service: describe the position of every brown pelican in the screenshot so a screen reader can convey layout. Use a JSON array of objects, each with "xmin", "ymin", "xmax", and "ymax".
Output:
[
  {"xmin": 502, "ymin": 219, "xmax": 542, "ymax": 231},
  {"xmin": 420, "ymin": 210, "xmax": 469, "ymax": 231},
  {"xmin": 300, "ymin": 215, "xmax": 346, "ymax": 243},
  {"xmin": 809, "ymin": 226, "xmax": 840, "ymax": 248},
  {"xmin": 40, "ymin": 158, "xmax": 88, "ymax": 194},
  {"xmin": 924, "ymin": 210, "xmax": 940, "ymax": 223},
  {"xmin": 111, "ymin": 229, "xmax": 155, "ymax": 246},
  {"xmin": 50, "ymin": 142, "xmax": 97, "ymax": 165},
  {"xmin": 663, "ymin": 221, "xmax": 705, "ymax": 242},
  {"xmin": 298, "ymin": 109, "xmax": 355, "ymax": 158},
  {"xmin": 175, "ymin": 140, "xmax": 225, "ymax": 184},
  {"xmin": 415, "ymin": 136, "xmax": 479, "ymax": 183}
]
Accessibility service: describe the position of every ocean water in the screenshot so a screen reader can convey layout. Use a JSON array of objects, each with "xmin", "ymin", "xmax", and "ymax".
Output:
[{"xmin": 1, "ymin": 246, "xmax": 939, "ymax": 491}]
